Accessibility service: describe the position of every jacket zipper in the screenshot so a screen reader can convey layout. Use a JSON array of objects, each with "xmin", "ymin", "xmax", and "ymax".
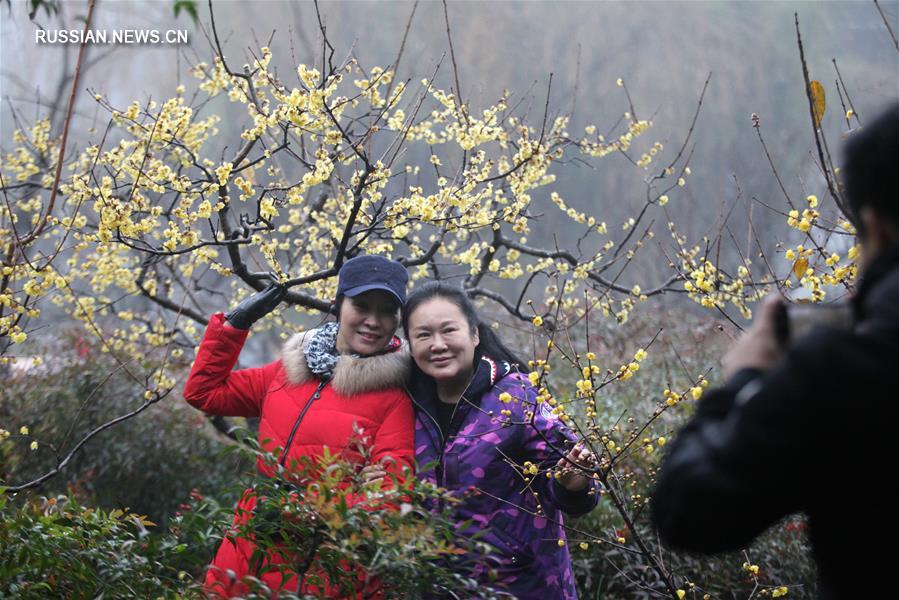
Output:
[
  {"xmin": 406, "ymin": 385, "xmax": 472, "ymax": 489},
  {"xmin": 445, "ymin": 393, "xmax": 472, "ymax": 443},
  {"xmin": 406, "ymin": 386, "xmax": 449, "ymax": 509},
  {"xmin": 278, "ymin": 376, "xmax": 330, "ymax": 467},
  {"xmin": 444, "ymin": 368, "xmax": 478, "ymax": 446}
]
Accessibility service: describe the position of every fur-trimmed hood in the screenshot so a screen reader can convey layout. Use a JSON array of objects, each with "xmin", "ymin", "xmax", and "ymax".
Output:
[{"xmin": 281, "ymin": 328, "xmax": 410, "ymax": 396}]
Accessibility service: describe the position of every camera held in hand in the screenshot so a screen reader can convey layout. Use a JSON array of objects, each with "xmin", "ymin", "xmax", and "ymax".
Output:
[{"xmin": 774, "ymin": 300, "xmax": 852, "ymax": 345}]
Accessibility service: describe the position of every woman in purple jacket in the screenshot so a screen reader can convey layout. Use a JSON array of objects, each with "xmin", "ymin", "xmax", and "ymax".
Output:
[{"xmin": 402, "ymin": 282, "xmax": 599, "ymax": 599}]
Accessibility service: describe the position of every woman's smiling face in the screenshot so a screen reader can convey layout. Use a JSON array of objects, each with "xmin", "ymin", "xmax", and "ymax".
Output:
[
  {"xmin": 406, "ymin": 297, "xmax": 480, "ymax": 389},
  {"xmin": 335, "ymin": 290, "xmax": 400, "ymax": 356}
]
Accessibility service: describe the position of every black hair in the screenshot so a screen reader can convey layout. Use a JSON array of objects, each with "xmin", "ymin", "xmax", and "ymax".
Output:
[
  {"xmin": 402, "ymin": 281, "xmax": 526, "ymax": 369},
  {"xmin": 843, "ymin": 102, "xmax": 899, "ymax": 238}
]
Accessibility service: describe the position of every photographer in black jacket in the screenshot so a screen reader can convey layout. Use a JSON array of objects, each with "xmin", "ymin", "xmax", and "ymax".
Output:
[{"xmin": 652, "ymin": 103, "xmax": 899, "ymax": 599}]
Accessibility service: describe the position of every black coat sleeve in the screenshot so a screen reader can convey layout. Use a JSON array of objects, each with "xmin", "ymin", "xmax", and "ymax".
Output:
[{"xmin": 650, "ymin": 331, "xmax": 837, "ymax": 553}]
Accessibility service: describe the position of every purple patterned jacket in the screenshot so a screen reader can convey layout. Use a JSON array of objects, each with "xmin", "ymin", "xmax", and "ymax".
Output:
[{"xmin": 410, "ymin": 355, "xmax": 599, "ymax": 599}]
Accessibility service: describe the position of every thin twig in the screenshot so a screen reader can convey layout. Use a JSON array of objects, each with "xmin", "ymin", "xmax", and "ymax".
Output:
[
  {"xmin": 441, "ymin": 0, "xmax": 468, "ymax": 128},
  {"xmin": 6, "ymin": 390, "xmax": 171, "ymax": 493},
  {"xmin": 795, "ymin": 13, "xmax": 846, "ymax": 217},
  {"xmin": 873, "ymin": 0, "xmax": 899, "ymax": 53},
  {"xmin": 384, "ymin": 0, "xmax": 419, "ymax": 103}
]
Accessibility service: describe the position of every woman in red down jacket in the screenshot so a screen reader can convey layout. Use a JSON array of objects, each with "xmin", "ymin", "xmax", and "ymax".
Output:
[{"xmin": 183, "ymin": 255, "xmax": 414, "ymax": 597}]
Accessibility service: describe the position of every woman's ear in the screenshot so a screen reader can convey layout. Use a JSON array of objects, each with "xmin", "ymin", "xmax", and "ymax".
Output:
[{"xmin": 472, "ymin": 324, "xmax": 481, "ymax": 347}]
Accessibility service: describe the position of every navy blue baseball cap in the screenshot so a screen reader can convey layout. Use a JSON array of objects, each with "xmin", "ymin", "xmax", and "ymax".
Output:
[{"xmin": 336, "ymin": 255, "xmax": 408, "ymax": 305}]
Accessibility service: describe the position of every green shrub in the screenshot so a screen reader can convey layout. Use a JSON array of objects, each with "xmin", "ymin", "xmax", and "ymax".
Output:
[
  {"xmin": 0, "ymin": 490, "xmax": 199, "ymax": 598},
  {"xmin": 571, "ymin": 506, "xmax": 816, "ymax": 599},
  {"xmin": 211, "ymin": 435, "xmax": 503, "ymax": 599},
  {"xmin": 1, "ymin": 433, "xmax": 503, "ymax": 598},
  {"xmin": 0, "ymin": 330, "xmax": 245, "ymax": 524}
]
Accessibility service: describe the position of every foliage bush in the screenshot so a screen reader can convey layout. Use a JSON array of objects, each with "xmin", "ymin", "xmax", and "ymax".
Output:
[
  {"xmin": 0, "ymin": 330, "xmax": 244, "ymax": 524},
  {"xmin": 1, "ymin": 435, "xmax": 503, "ymax": 599},
  {"xmin": 572, "ymin": 512, "xmax": 816, "ymax": 600},
  {"xmin": 0, "ymin": 490, "xmax": 214, "ymax": 598},
  {"xmin": 218, "ymin": 436, "xmax": 500, "ymax": 599}
]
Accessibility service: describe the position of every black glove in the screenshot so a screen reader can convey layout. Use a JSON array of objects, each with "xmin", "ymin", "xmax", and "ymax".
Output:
[{"xmin": 224, "ymin": 283, "xmax": 288, "ymax": 329}]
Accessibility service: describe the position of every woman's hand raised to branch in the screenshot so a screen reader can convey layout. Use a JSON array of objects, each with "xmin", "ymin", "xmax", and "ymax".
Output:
[
  {"xmin": 224, "ymin": 282, "xmax": 288, "ymax": 330},
  {"xmin": 555, "ymin": 443, "xmax": 598, "ymax": 492}
]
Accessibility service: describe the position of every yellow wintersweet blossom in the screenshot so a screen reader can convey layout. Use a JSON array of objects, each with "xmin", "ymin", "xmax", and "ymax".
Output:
[
  {"xmin": 215, "ymin": 162, "xmax": 232, "ymax": 186},
  {"xmin": 580, "ymin": 119, "xmax": 651, "ymax": 158},
  {"xmin": 576, "ymin": 378, "xmax": 594, "ymax": 394}
]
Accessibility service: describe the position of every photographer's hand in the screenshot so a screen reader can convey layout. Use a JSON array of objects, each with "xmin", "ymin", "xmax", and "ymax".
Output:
[
  {"xmin": 224, "ymin": 282, "xmax": 288, "ymax": 330},
  {"xmin": 722, "ymin": 295, "xmax": 784, "ymax": 378}
]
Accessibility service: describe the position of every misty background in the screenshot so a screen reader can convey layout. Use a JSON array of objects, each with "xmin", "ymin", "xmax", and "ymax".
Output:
[{"xmin": 2, "ymin": 0, "xmax": 897, "ymax": 313}]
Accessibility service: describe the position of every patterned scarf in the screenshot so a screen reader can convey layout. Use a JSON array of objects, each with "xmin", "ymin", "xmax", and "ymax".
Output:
[
  {"xmin": 304, "ymin": 321, "xmax": 404, "ymax": 378},
  {"xmin": 304, "ymin": 321, "xmax": 340, "ymax": 378}
]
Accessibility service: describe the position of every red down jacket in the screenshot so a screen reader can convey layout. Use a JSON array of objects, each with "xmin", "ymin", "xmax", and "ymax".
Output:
[{"xmin": 183, "ymin": 313, "xmax": 414, "ymax": 597}]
